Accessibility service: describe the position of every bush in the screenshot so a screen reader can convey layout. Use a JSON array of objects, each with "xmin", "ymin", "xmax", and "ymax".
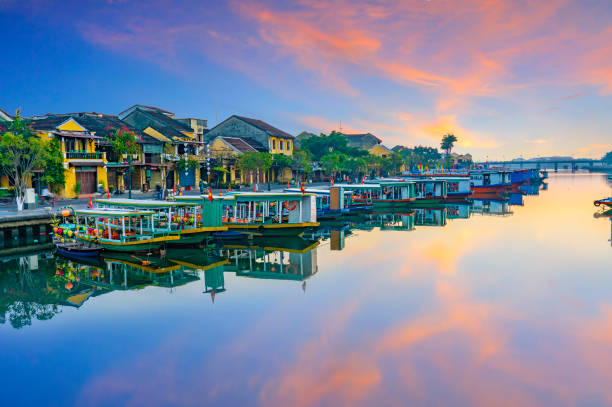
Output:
[{"xmin": 74, "ymin": 181, "xmax": 81, "ymax": 196}]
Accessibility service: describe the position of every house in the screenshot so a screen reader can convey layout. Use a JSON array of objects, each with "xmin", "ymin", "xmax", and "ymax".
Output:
[
  {"xmin": 208, "ymin": 136, "xmax": 258, "ymax": 184},
  {"xmin": 449, "ymin": 153, "xmax": 473, "ymax": 166},
  {"xmin": 119, "ymin": 105, "xmax": 201, "ymax": 189},
  {"xmin": 27, "ymin": 113, "xmax": 109, "ymax": 198},
  {"xmin": 341, "ymin": 132, "xmax": 382, "ymax": 150},
  {"xmin": 64, "ymin": 113, "xmax": 163, "ymax": 193},
  {"xmin": 341, "ymin": 132, "xmax": 392, "ymax": 158},
  {"xmin": 177, "ymin": 118, "xmax": 207, "ymax": 143},
  {"xmin": 205, "ymin": 115, "xmax": 295, "ymax": 156}
]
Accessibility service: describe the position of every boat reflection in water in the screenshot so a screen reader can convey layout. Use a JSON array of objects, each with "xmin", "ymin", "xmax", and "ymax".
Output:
[
  {"xmin": 471, "ymin": 199, "xmax": 513, "ymax": 216},
  {"xmin": 414, "ymin": 207, "xmax": 447, "ymax": 226},
  {"xmin": 1, "ymin": 238, "xmax": 322, "ymax": 324},
  {"xmin": 444, "ymin": 203, "xmax": 471, "ymax": 220}
]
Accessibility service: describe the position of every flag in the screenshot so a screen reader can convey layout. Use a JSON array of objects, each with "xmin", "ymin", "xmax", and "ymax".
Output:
[
  {"xmin": 208, "ymin": 188, "xmax": 213, "ymax": 202},
  {"xmin": 88, "ymin": 197, "xmax": 93, "ymax": 208},
  {"xmin": 301, "ymin": 183, "xmax": 305, "ymax": 194},
  {"xmin": 106, "ymin": 189, "xmax": 110, "ymax": 199},
  {"xmin": 286, "ymin": 182, "xmax": 290, "ymax": 189},
  {"xmin": 172, "ymin": 185, "xmax": 175, "ymax": 197},
  {"xmin": 228, "ymin": 184, "xmax": 231, "ymax": 192}
]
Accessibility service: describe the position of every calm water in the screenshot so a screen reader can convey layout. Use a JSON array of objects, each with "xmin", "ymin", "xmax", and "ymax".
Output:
[{"xmin": 1, "ymin": 174, "xmax": 612, "ymax": 407}]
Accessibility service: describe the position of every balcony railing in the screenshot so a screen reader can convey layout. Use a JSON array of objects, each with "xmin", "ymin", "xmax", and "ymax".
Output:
[{"xmin": 66, "ymin": 150, "xmax": 103, "ymax": 160}]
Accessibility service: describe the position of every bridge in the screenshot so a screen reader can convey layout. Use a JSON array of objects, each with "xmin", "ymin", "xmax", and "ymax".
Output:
[{"xmin": 477, "ymin": 159, "xmax": 606, "ymax": 172}]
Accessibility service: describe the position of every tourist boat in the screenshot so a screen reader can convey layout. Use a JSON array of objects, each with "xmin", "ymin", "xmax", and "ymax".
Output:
[
  {"xmin": 594, "ymin": 198, "xmax": 612, "ymax": 208},
  {"xmin": 397, "ymin": 177, "xmax": 448, "ymax": 205},
  {"xmin": 218, "ymin": 192, "xmax": 319, "ymax": 237},
  {"xmin": 285, "ymin": 187, "xmax": 353, "ymax": 219},
  {"xmin": 94, "ymin": 198, "xmax": 227, "ymax": 244},
  {"xmin": 72, "ymin": 208, "xmax": 180, "ymax": 252},
  {"xmin": 402, "ymin": 174, "xmax": 471, "ymax": 202},
  {"xmin": 344, "ymin": 181, "xmax": 416, "ymax": 208},
  {"xmin": 469, "ymin": 169, "xmax": 513, "ymax": 197}
]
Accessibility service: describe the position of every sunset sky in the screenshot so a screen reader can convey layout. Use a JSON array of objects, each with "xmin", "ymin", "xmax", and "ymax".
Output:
[{"xmin": 0, "ymin": 0, "xmax": 610, "ymax": 160}]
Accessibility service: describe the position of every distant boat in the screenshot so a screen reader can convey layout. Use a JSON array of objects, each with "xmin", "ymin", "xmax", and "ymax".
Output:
[{"xmin": 594, "ymin": 198, "xmax": 612, "ymax": 208}]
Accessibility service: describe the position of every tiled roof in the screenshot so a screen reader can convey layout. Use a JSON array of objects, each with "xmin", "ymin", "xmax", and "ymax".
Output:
[
  {"xmin": 219, "ymin": 137, "xmax": 257, "ymax": 153},
  {"xmin": 341, "ymin": 132, "xmax": 381, "ymax": 149},
  {"xmin": 234, "ymin": 115, "xmax": 294, "ymax": 139}
]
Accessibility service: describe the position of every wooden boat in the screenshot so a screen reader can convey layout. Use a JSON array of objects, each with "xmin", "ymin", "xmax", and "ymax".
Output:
[
  {"xmin": 94, "ymin": 198, "xmax": 228, "ymax": 244},
  {"xmin": 73, "ymin": 208, "xmax": 180, "ymax": 252},
  {"xmin": 594, "ymin": 198, "xmax": 612, "ymax": 208},
  {"xmin": 341, "ymin": 181, "xmax": 416, "ymax": 208},
  {"xmin": 55, "ymin": 241, "xmax": 103, "ymax": 258},
  {"xmin": 219, "ymin": 192, "xmax": 319, "ymax": 236},
  {"xmin": 285, "ymin": 187, "xmax": 353, "ymax": 219},
  {"xmin": 398, "ymin": 177, "xmax": 448, "ymax": 205},
  {"xmin": 402, "ymin": 175, "xmax": 471, "ymax": 202},
  {"xmin": 469, "ymin": 169, "xmax": 513, "ymax": 196}
]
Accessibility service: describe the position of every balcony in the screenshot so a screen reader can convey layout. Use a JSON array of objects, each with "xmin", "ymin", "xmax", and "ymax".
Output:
[{"xmin": 66, "ymin": 150, "xmax": 103, "ymax": 160}]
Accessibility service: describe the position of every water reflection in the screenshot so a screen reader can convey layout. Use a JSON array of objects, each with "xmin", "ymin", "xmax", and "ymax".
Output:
[{"xmin": 8, "ymin": 174, "xmax": 612, "ymax": 406}]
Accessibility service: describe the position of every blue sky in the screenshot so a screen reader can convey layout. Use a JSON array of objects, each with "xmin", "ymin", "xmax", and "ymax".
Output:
[{"xmin": 0, "ymin": 0, "xmax": 611, "ymax": 160}]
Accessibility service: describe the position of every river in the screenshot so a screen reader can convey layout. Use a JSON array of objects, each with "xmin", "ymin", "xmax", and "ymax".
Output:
[{"xmin": 1, "ymin": 173, "xmax": 611, "ymax": 406}]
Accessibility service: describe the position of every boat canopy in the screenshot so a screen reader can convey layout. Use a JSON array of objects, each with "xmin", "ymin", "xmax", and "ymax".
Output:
[
  {"xmin": 230, "ymin": 192, "xmax": 316, "ymax": 202},
  {"xmin": 94, "ymin": 198, "xmax": 200, "ymax": 208},
  {"xmin": 75, "ymin": 208, "xmax": 155, "ymax": 217}
]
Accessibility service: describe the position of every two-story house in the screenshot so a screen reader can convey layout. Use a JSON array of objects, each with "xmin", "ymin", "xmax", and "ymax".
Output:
[
  {"xmin": 205, "ymin": 115, "xmax": 295, "ymax": 183},
  {"xmin": 28, "ymin": 114, "xmax": 108, "ymax": 198},
  {"xmin": 119, "ymin": 105, "xmax": 201, "ymax": 189}
]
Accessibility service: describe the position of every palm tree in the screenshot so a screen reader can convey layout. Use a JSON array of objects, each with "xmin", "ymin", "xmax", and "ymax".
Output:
[{"xmin": 440, "ymin": 134, "xmax": 458, "ymax": 156}]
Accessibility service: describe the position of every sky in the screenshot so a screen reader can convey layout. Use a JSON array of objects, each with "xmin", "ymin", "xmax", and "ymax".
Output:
[{"xmin": 0, "ymin": 0, "xmax": 610, "ymax": 160}]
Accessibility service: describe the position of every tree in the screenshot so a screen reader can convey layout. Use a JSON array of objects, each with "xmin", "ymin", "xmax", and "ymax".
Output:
[
  {"xmin": 105, "ymin": 126, "xmax": 140, "ymax": 198},
  {"xmin": 603, "ymin": 150, "xmax": 612, "ymax": 164},
  {"xmin": 272, "ymin": 154, "xmax": 293, "ymax": 181},
  {"xmin": 0, "ymin": 111, "xmax": 48, "ymax": 211},
  {"xmin": 291, "ymin": 150, "xmax": 313, "ymax": 182},
  {"xmin": 237, "ymin": 152, "xmax": 272, "ymax": 185},
  {"xmin": 300, "ymin": 131, "xmax": 368, "ymax": 161},
  {"xmin": 41, "ymin": 138, "xmax": 65, "ymax": 193},
  {"xmin": 321, "ymin": 152, "xmax": 345, "ymax": 180},
  {"xmin": 441, "ymin": 134, "xmax": 458, "ymax": 156}
]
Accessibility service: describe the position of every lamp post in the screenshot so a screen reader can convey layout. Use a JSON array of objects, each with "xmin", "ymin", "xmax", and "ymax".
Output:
[{"xmin": 128, "ymin": 154, "xmax": 132, "ymax": 199}]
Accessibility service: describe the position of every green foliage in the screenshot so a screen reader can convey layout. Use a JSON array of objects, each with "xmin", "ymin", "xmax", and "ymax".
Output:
[
  {"xmin": 603, "ymin": 151, "xmax": 612, "ymax": 164},
  {"xmin": 397, "ymin": 145, "xmax": 441, "ymax": 169},
  {"xmin": 321, "ymin": 152, "xmax": 344, "ymax": 176},
  {"xmin": 237, "ymin": 152, "xmax": 273, "ymax": 173},
  {"xmin": 441, "ymin": 133, "xmax": 458, "ymax": 155},
  {"xmin": 106, "ymin": 126, "xmax": 139, "ymax": 157},
  {"xmin": 73, "ymin": 181, "xmax": 81, "ymax": 196},
  {"xmin": 0, "ymin": 111, "xmax": 48, "ymax": 209},
  {"xmin": 300, "ymin": 131, "xmax": 368, "ymax": 160},
  {"xmin": 292, "ymin": 150, "xmax": 313, "ymax": 175},
  {"xmin": 41, "ymin": 138, "xmax": 65, "ymax": 192},
  {"xmin": 272, "ymin": 153, "xmax": 293, "ymax": 169}
]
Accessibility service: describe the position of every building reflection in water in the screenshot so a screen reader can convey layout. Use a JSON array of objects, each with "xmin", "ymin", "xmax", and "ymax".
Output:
[{"xmin": 1, "ymin": 187, "xmax": 544, "ymax": 328}]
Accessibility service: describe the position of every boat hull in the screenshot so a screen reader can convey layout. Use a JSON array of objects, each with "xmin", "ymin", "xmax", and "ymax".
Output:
[
  {"xmin": 225, "ymin": 222, "xmax": 319, "ymax": 237},
  {"xmin": 594, "ymin": 199, "xmax": 612, "ymax": 208},
  {"xmin": 77, "ymin": 235, "xmax": 179, "ymax": 252}
]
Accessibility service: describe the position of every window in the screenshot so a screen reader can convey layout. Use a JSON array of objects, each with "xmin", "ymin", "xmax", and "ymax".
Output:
[
  {"xmin": 288, "ymin": 141, "xmax": 292, "ymax": 151},
  {"xmin": 280, "ymin": 141, "xmax": 284, "ymax": 151},
  {"xmin": 272, "ymin": 139, "xmax": 276, "ymax": 150}
]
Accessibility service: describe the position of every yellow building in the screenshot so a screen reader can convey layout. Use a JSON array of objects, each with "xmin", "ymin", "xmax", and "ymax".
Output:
[
  {"xmin": 204, "ymin": 115, "xmax": 295, "ymax": 183},
  {"xmin": 29, "ymin": 115, "xmax": 108, "ymax": 198}
]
